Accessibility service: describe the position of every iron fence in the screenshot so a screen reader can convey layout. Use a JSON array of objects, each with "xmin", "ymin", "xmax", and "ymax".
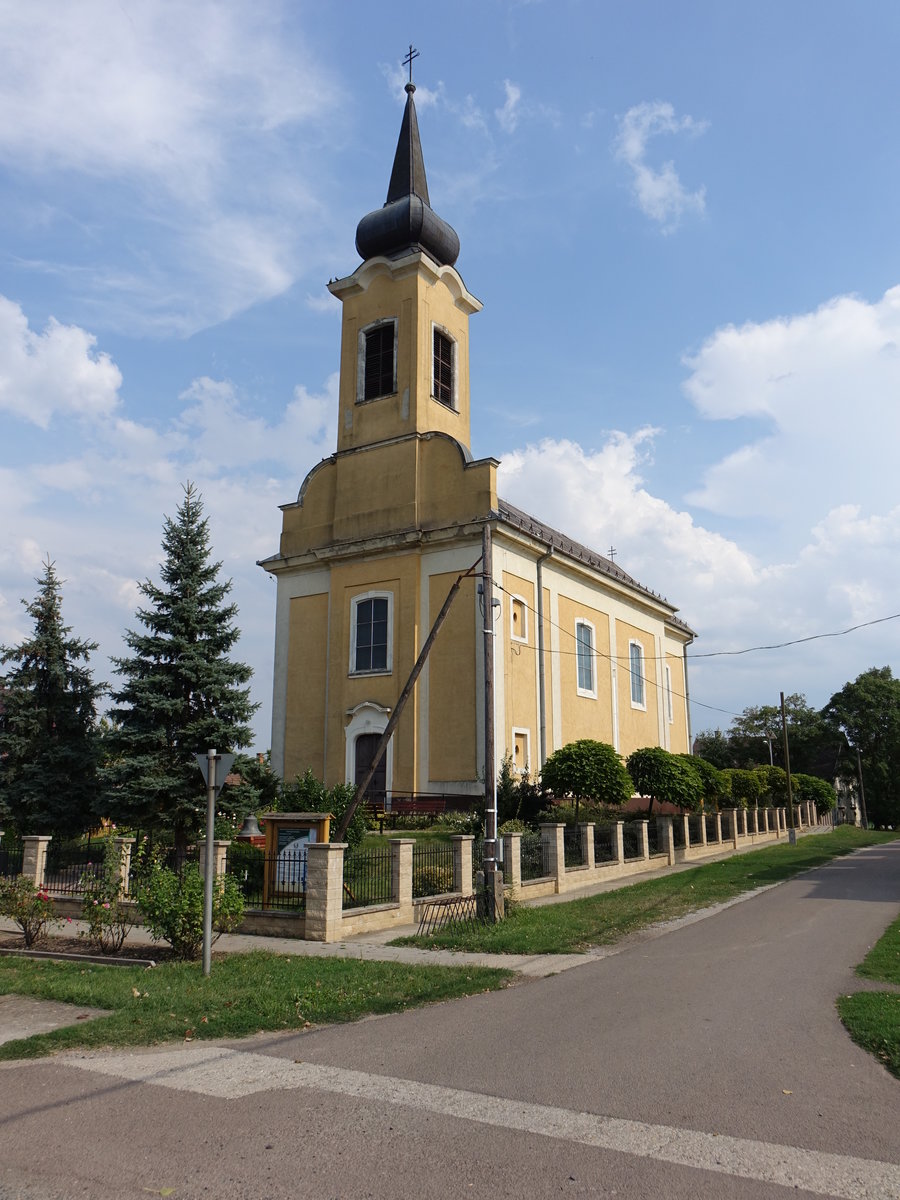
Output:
[
  {"xmin": 563, "ymin": 827, "xmax": 584, "ymax": 868},
  {"xmin": 593, "ymin": 824, "xmax": 617, "ymax": 864},
  {"xmin": 520, "ymin": 832, "xmax": 551, "ymax": 881},
  {"xmin": 671, "ymin": 819, "xmax": 686, "ymax": 850},
  {"xmin": 224, "ymin": 845, "xmax": 307, "ymax": 912},
  {"xmin": 343, "ymin": 846, "xmax": 393, "ymax": 909},
  {"xmin": 688, "ymin": 815, "xmax": 704, "ymax": 845},
  {"xmin": 705, "ymin": 813, "xmax": 719, "ymax": 843},
  {"xmin": 0, "ymin": 845, "xmax": 23, "ymax": 879},
  {"xmin": 43, "ymin": 842, "xmax": 105, "ymax": 896},
  {"xmin": 621, "ymin": 822, "xmax": 643, "ymax": 861},
  {"xmin": 412, "ymin": 843, "xmax": 454, "ymax": 898}
]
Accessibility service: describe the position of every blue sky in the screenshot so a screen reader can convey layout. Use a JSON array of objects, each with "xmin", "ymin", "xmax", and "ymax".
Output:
[{"xmin": 2, "ymin": 1, "xmax": 899, "ymax": 753}]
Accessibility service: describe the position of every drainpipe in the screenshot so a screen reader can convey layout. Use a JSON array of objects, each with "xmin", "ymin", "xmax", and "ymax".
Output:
[
  {"xmin": 536, "ymin": 547, "xmax": 553, "ymax": 767},
  {"xmin": 683, "ymin": 637, "xmax": 694, "ymax": 752}
]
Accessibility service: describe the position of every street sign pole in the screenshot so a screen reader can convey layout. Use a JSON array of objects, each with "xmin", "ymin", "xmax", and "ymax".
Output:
[
  {"xmin": 195, "ymin": 748, "xmax": 233, "ymax": 978},
  {"xmin": 202, "ymin": 748, "xmax": 217, "ymax": 977}
]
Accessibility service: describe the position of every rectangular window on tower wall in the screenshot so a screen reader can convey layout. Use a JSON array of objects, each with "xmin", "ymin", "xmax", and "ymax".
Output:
[
  {"xmin": 350, "ymin": 594, "xmax": 392, "ymax": 674},
  {"xmin": 629, "ymin": 640, "xmax": 646, "ymax": 708},
  {"xmin": 361, "ymin": 321, "xmax": 396, "ymax": 402},
  {"xmin": 432, "ymin": 328, "xmax": 454, "ymax": 408},
  {"xmin": 575, "ymin": 620, "xmax": 596, "ymax": 697},
  {"xmin": 665, "ymin": 664, "xmax": 674, "ymax": 723}
]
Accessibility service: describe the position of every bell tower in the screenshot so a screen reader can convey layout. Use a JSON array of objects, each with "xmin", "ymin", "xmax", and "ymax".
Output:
[{"xmin": 328, "ymin": 79, "xmax": 482, "ymax": 458}]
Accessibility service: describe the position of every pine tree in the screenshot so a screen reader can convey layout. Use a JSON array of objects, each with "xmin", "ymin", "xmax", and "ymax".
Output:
[
  {"xmin": 0, "ymin": 558, "xmax": 104, "ymax": 836},
  {"xmin": 106, "ymin": 484, "xmax": 257, "ymax": 855}
]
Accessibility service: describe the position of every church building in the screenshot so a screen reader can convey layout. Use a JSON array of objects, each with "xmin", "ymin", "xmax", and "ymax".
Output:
[{"xmin": 260, "ymin": 78, "xmax": 695, "ymax": 802}]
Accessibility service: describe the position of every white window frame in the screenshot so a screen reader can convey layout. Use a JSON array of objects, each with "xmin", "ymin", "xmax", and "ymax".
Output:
[
  {"xmin": 431, "ymin": 322, "xmax": 457, "ymax": 411},
  {"xmin": 629, "ymin": 640, "xmax": 646, "ymax": 710},
  {"xmin": 575, "ymin": 619, "xmax": 597, "ymax": 698},
  {"xmin": 512, "ymin": 727, "xmax": 531, "ymax": 776},
  {"xmin": 510, "ymin": 594, "xmax": 528, "ymax": 644},
  {"xmin": 665, "ymin": 663, "xmax": 674, "ymax": 723},
  {"xmin": 349, "ymin": 590, "xmax": 393, "ymax": 676},
  {"xmin": 357, "ymin": 318, "xmax": 398, "ymax": 404}
]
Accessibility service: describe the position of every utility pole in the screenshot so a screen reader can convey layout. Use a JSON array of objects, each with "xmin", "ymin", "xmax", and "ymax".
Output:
[
  {"xmin": 335, "ymin": 559, "xmax": 481, "ymax": 842},
  {"xmin": 482, "ymin": 522, "xmax": 497, "ymax": 887},
  {"xmin": 780, "ymin": 692, "xmax": 796, "ymax": 845},
  {"xmin": 856, "ymin": 746, "xmax": 869, "ymax": 829}
]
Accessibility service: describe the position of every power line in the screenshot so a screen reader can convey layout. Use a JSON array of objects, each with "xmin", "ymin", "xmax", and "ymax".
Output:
[{"xmin": 689, "ymin": 612, "xmax": 900, "ymax": 659}]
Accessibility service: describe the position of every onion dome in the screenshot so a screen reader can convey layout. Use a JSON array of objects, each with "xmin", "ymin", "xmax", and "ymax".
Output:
[{"xmin": 355, "ymin": 83, "xmax": 460, "ymax": 267}]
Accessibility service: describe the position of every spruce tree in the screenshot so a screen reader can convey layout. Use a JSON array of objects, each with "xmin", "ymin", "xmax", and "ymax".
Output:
[
  {"xmin": 106, "ymin": 483, "xmax": 257, "ymax": 856},
  {"xmin": 0, "ymin": 558, "xmax": 104, "ymax": 836}
]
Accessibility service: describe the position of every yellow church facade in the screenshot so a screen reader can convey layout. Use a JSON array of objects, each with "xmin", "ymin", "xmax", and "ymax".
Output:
[{"xmin": 261, "ymin": 80, "xmax": 694, "ymax": 801}]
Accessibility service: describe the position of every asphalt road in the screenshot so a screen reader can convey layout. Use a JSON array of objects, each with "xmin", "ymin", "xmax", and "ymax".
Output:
[{"xmin": 1, "ymin": 842, "xmax": 898, "ymax": 1200}]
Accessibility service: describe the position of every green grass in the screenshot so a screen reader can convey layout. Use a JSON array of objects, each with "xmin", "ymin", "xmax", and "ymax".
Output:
[
  {"xmin": 0, "ymin": 950, "xmax": 512, "ymax": 1061},
  {"xmin": 393, "ymin": 827, "xmax": 899, "ymax": 955},
  {"xmin": 838, "ymin": 910, "xmax": 900, "ymax": 1078}
]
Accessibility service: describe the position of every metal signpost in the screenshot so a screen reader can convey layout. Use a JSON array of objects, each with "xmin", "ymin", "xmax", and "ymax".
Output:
[{"xmin": 195, "ymin": 749, "xmax": 234, "ymax": 977}]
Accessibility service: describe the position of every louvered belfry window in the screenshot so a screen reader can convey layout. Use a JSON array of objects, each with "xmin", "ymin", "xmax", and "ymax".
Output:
[
  {"xmin": 364, "ymin": 323, "xmax": 395, "ymax": 401},
  {"xmin": 433, "ymin": 329, "xmax": 453, "ymax": 407}
]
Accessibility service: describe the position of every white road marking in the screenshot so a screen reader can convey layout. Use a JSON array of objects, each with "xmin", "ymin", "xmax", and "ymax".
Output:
[{"xmin": 67, "ymin": 1046, "xmax": 900, "ymax": 1200}]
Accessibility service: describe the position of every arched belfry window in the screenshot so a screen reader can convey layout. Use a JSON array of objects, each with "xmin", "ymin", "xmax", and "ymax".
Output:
[
  {"xmin": 358, "ymin": 319, "xmax": 397, "ymax": 403},
  {"xmin": 432, "ymin": 325, "xmax": 456, "ymax": 409}
]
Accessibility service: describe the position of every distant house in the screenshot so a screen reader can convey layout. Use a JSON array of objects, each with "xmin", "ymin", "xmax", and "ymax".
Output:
[{"xmin": 260, "ymin": 79, "xmax": 695, "ymax": 800}]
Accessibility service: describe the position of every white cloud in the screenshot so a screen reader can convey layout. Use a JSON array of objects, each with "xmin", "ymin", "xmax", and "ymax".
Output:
[
  {"xmin": 498, "ymin": 430, "xmax": 900, "ymax": 724},
  {"xmin": 0, "ymin": 4, "xmax": 339, "ymax": 334},
  {"xmin": 684, "ymin": 286, "xmax": 900, "ymax": 531},
  {"xmin": 614, "ymin": 101, "xmax": 707, "ymax": 231},
  {"xmin": 0, "ymin": 297, "xmax": 122, "ymax": 427},
  {"xmin": 495, "ymin": 81, "xmax": 522, "ymax": 134}
]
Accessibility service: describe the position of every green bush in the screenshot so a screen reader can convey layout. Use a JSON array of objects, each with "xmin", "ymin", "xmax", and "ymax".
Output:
[
  {"xmin": 281, "ymin": 769, "xmax": 368, "ymax": 851},
  {"xmin": 754, "ymin": 765, "xmax": 790, "ymax": 806},
  {"xmin": 626, "ymin": 746, "xmax": 702, "ymax": 813},
  {"xmin": 412, "ymin": 864, "xmax": 454, "ymax": 898},
  {"xmin": 794, "ymin": 773, "xmax": 837, "ymax": 815},
  {"xmin": 498, "ymin": 819, "xmax": 530, "ymax": 834},
  {"xmin": 131, "ymin": 855, "xmax": 244, "ymax": 961},
  {"xmin": 541, "ymin": 740, "xmax": 633, "ymax": 823},
  {"xmin": 80, "ymin": 838, "xmax": 133, "ymax": 954},
  {"xmin": 723, "ymin": 768, "xmax": 762, "ymax": 810},
  {"xmin": 0, "ymin": 877, "xmax": 57, "ymax": 947},
  {"xmin": 679, "ymin": 755, "xmax": 730, "ymax": 808}
]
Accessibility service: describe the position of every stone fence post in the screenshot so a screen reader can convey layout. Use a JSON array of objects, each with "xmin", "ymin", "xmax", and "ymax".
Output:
[
  {"xmin": 540, "ymin": 823, "xmax": 565, "ymax": 890},
  {"xmin": 727, "ymin": 808, "xmax": 739, "ymax": 849},
  {"xmin": 659, "ymin": 817, "xmax": 675, "ymax": 866},
  {"xmin": 198, "ymin": 839, "xmax": 231, "ymax": 880},
  {"xmin": 304, "ymin": 841, "xmax": 347, "ymax": 942},
  {"xmin": 112, "ymin": 836, "xmax": 136, "ymax": 894},
  {"xmin": 613, "ymin": 821, "xmax": 624, "ymax": 867},
  {"xmin": 451, "ymin": 835, "xmax": 474, "ymax": 896},
  {"xmin": 637, "ymin": 819, "xmax": 650, "ymax": 860},
  {"xmin": 501, "ymin": 833, "xmax": 522, "ymax": 890},
  {"xmin": 579, "ymin": 822, "xmax": 595, "ymax": 870},
  {"xmin": 714, "ymin": 812, "xmax": 723, "ymax": 844},
  {"xmin": 391, "ymin": 838, "xmax": 414, "ymax": 909},
  {"xmin": 21, "ymin": 836, "xmax": 51, "ymax": 889}
]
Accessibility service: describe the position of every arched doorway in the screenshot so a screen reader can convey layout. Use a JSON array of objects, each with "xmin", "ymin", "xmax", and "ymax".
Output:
[{"xmin": 354, "ymin": 732, "xmax": 387, "ymax": 804}]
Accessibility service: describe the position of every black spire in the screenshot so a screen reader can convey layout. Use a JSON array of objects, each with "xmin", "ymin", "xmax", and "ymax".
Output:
[{"xmin": 356, "ymin": 72, "xmax": 460, "ymax": 268}]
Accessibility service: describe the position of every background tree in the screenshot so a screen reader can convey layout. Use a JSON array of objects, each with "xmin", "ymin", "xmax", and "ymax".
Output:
[
  {"xmin": 694, "ymin": 695, "xmax": 839, "ymax": 776},
  {"xmin": 626, "ymin": 746, "xmax": 702, "ymax": 814},
  {"xmin": 105, "ymin": 484, "xmax": 257, "ymax": 858},
  {"xmin": 754, "ymin": 764, "xmax": 789, "ymax": 807},
  {"xmin": 823, "ymin": 667, "xmax": 900, "ymax": 826},
  {"xmin": 540, "ymin": 739, "xmax": 633, "ymax": 823},
  {"xmin": 0, "ymin": 558, "xmax": 103, "ymax": 836}
]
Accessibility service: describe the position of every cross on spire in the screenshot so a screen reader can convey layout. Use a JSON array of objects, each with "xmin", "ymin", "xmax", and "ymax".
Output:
[
  {"xmin": 608, "ymin": 546, "xmax": 618, "ymax": 562},
  {"xmin": 403, "ymin": 44, "xmax": 419, "ymax": 88}
]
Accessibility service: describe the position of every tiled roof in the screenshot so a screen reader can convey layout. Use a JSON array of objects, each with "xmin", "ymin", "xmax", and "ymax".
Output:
[{"xmin": 497, "ymin": 498, "xmax": 695, "ymax": 637}]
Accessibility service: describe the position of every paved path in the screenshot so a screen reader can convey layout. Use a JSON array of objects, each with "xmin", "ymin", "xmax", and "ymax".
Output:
[{"xmin": 1, "ymin": 842, "xmax": 898, "ymax": 1199}]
